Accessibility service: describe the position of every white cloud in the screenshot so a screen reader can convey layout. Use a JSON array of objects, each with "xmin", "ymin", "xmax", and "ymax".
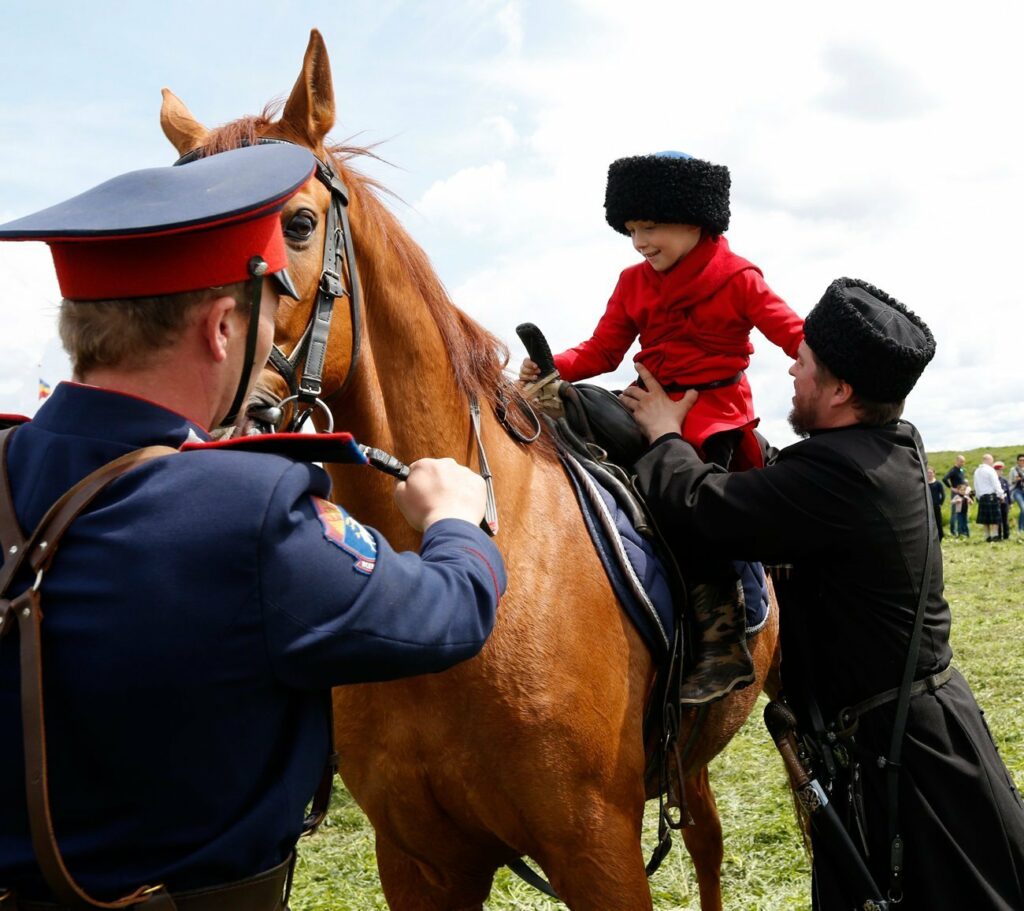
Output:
[
  {"xmin": 418, "ymin": 161, "xmax": 511, "ymax": 235},
  {"xmin": 495, "ymin": 1, "xmax": 523, "ymax": 56}
]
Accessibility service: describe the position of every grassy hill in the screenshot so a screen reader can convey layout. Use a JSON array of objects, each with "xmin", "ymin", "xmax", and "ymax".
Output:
[{"xmin": 291, "ymin": 446, "xmax": 1024, "ymax": 910}]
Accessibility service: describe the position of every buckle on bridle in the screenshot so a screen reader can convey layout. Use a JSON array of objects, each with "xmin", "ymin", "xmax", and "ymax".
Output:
[{"xmin": 318, "ymin": 269, "xmax": 346, "ymax": 298}]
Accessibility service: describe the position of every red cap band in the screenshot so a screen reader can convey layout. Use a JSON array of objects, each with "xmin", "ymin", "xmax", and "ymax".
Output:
[{"xmin": 49, "ymin": 208, "xmax": 289, "ymax": 300}]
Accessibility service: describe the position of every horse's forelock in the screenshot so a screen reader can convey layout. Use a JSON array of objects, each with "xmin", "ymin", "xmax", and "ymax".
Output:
[{"xmin": 200, "ymin": 104, "xmax": 286, "ymax": 156}]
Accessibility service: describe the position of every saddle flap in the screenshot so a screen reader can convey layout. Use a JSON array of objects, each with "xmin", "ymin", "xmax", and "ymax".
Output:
[{"xmin": 561, "ymin": 383, "xmax": 647, "ymax": 468}]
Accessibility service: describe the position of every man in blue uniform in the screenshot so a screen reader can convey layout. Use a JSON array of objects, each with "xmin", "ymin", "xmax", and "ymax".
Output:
[
  {"xmin": 622, "ymin": 278, "xmax": 1024, "ymax": 910},
  {"xmin": 0, "ymin": 144, "xmax": 506, "ymax": 909}
]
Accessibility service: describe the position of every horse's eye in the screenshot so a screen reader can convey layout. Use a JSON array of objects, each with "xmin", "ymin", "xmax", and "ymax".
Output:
[{"xmin": 285, "ymin": 210, "xmax": 317, "ymax": 240}]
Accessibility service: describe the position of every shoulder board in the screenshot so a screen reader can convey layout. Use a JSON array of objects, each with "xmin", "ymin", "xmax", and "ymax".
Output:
[
  {"xmin": 0, "ymin": 414, "xmax": 31, "ymax": 430},
  {"xmin": 180, "ymin": 432, "xmax": 368, "ymax": 465}
]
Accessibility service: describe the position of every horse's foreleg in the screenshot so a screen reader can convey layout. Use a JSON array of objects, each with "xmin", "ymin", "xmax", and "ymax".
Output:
[
  {"xmin": 532, "ymin": 805, "xmax": 654, "ymax": 911},
  {"xmin": 681, "ymin": 765, "xmax": 724, "ymax": 911},
  {"xmin": 374, "ymin": 833, "xmax": 494, "ymax": 911}
]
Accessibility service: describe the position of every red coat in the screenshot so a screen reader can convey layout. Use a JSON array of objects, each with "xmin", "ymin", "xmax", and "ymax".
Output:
[{"xmin": 553, "ymin": 235, "xmax": 803, "ymax": 463}]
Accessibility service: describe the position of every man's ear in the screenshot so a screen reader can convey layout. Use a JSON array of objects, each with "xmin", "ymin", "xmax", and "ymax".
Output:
[
  {"xmin": 199, "ymin": 294, "xmax": 242, "ymax": 363},
  {"xmin": 830, "ymin": 378, "xmax": 856, "ymax": 408}
]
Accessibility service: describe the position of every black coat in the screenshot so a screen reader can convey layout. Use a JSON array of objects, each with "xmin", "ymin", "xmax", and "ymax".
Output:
[
  {"xmin": 942, "ymin": 464, "xmax": 967, "ymax": 489},
  {"xmin": 635, "ymin": 421, "xmax": 1024, "ymax": 910}
]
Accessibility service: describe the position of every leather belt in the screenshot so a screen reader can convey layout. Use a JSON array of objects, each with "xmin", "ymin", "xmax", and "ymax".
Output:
[
  {"xmin": 835, "ymin": 664, "xmax": 954, "ymax": 737},
  {"xmin": 10, "ymin": 853, "xmax": 293, "ymax": 911},
  {"xmin": 645, "ymin": 371, "xmax": 744, "ymax": 394}
]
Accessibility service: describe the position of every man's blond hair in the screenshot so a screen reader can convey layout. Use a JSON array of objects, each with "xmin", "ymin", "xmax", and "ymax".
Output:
[{"xmin": 59, "ymin": 282, "xmax": 249, "ymax": 376}]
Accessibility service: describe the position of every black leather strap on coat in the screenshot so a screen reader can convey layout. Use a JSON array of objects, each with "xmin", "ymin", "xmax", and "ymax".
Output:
[{"xmin": 881, "ymin": 422, "xmax": 937, "ymax": 903}]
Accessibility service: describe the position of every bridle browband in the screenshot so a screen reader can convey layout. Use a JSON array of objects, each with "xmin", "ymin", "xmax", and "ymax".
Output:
[{"xmin": 175, "ymin": 138, "xmax": 362, "ymax": 432}]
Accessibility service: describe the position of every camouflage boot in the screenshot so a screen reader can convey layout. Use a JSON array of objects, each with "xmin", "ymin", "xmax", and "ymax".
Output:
[{"xmin": 678, "ymin": 576, "xmax": 755, "ymax": 705}]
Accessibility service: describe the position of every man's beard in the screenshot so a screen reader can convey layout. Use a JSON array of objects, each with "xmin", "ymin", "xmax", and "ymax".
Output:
[{"xmin": 788, "ymin": 403, "xmax": 814, "ymax": 437}]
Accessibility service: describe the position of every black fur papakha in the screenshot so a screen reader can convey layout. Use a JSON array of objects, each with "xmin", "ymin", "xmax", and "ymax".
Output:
[
  {"xmin": 804, "ymin": 277, "xmax": 936, "ymax": 403},
  {"xmin": 604, "ymin": 154, "xmax": 731, "ymax": 236}
]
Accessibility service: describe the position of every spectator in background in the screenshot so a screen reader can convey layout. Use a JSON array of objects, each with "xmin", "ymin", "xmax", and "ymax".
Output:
[
  {"xmin": 1009, "ymin": 454, "xmax": 1024, "ymax": 535},
  {"xmin": 951, "ymin": 482, "xmax": 972, "ymax": 537},
  {"xmin": 927, "ymin": 465, "xmax": 945, "ymax": 541},
  {"xmin": 994, "ymin": 461, "xmax": 1011, "ymax": 540},
  {"xmin": 942, "ymin": 454, "xmax": 968, "ymax": 536},
  {"xmin": 974, "ymin": 453, "xmax": 1006, "ymax": 542}
]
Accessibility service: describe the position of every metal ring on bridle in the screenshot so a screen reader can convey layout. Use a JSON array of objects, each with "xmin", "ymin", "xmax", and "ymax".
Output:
[{"xmin": 278, "ymin": 395, "xmax": 334, "ymax": 433}]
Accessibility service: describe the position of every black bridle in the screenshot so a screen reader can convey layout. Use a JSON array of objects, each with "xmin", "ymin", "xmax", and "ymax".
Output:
[{"xmin": 175, "ymin": 139, "xmax": 361, "ymax": 433}]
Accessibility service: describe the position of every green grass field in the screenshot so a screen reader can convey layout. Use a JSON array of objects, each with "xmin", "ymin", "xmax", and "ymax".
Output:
[{"xmin": 291, "ymin": 446, "xmax": 1024, "ymax": 910}]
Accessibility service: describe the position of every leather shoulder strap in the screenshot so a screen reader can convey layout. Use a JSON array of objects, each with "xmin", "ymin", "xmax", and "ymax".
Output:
[
  {"xmin": 0, "ymin": 427, "xmax": 26, "ymax": 563},
  {"xmin": 1, "ymin": 444, "xmax": 179, "ymax": 909}
]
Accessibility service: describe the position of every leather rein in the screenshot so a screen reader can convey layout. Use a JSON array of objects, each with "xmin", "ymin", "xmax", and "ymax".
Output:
[{"xmin": 176, "ymin": 139, "xmax": 361, "ymax": 433}]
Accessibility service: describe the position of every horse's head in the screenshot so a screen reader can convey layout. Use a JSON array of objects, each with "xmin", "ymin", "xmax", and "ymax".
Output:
[{"xmin": 160, "ymin": 29, "xmax": 356, "ymax": 433}]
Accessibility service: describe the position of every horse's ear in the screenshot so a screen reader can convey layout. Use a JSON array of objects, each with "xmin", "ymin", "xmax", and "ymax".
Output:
[
  {"xmin": 160, "ymin": 88, "xmax": 209, "ymax": 155},
  {"xmin": 280, "ymin": 29, "xmax": 336, "ymax": 150}
]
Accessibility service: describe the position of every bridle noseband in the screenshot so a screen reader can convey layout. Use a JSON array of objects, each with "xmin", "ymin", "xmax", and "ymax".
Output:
[{"xmin": 175, "ymin": 138, "xmax": 362, "ymax": 432}]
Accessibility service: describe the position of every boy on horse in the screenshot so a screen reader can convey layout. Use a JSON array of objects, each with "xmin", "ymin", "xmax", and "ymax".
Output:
[{"xmin": 521, "ymin": 151, "xmax": 803, "ymax": 702}]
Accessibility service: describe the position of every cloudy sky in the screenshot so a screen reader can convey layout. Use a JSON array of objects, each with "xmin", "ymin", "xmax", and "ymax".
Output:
[{"xmin": 2, "ymin": 0, "xmax": 1022, "ymax": 451}]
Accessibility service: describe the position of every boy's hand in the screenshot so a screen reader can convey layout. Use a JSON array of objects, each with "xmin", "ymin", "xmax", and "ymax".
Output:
[
  {"xmin": 620, "ymin": 363, "xmax": 698, "ymax": 443},
  {"xmin": 519, "ymin": 357, "xmax": 541, "ymax": 383}
]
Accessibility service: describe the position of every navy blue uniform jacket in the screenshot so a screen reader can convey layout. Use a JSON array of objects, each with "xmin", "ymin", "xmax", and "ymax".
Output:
[{"xmin": 0, "ymin": 382, "xmax": 506, "ymax": 900}]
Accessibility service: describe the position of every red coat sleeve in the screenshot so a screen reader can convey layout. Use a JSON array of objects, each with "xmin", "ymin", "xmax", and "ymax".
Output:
[
  {"xmin": 734, "ymin": 271, "xmax": 804, "ymax": 359},
  {"xmin": 553, "ymin": 275, "xmax": 638, "ymax": 382}
]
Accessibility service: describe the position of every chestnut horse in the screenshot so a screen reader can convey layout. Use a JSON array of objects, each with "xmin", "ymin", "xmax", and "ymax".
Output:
[{"xmin": 160, "ymin": 30, "xmax": 779, "ymax": 911}]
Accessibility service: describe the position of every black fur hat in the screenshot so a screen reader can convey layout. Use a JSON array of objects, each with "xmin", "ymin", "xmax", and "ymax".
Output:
[
  {"xmin": 604, "ymin": 151, "xmax": 731, "ymax": 236},
  {"xmin": 803, "ymin": 278, "xmax": 936, "ymax": 403}
]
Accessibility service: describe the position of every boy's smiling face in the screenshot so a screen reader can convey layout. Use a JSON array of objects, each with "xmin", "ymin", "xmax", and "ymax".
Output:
[{"xmin": 625, "ymin": 220, "xmax": 702, "ymax": 271}]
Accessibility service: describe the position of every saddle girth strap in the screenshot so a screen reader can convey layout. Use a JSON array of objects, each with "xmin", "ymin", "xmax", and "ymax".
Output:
[{"xmin": 1, "ymin": 438, "xmax": 179, "ymax": 908}]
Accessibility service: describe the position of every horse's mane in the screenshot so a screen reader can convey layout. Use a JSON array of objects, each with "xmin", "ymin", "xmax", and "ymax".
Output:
[{"xmin": 204, "ymin": 110, "xmax": 555, "ymax": 459}]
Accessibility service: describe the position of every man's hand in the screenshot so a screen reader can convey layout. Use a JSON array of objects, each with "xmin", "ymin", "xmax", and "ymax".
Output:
[
  {"xmin": 395, "ymin": 458, "xmax": 486, "ymax": 531},
  {"xmin": 620, "ymin": 363, "xmax": 699, "ymax": 443}
]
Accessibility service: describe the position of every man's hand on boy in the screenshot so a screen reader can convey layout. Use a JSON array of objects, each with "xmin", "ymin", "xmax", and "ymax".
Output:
[{"xmin": 621, "ymin": 363, "xmax": 698, "ymax": 443}]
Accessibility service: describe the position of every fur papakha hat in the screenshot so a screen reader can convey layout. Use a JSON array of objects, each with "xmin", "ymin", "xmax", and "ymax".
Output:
[
  {"xmin": 604, "ymin": 151, "xmax": 731, "ymax": 236},
  {"xmin": 803, "ymin": 278, "xmax": 936, "ymax": 403}
]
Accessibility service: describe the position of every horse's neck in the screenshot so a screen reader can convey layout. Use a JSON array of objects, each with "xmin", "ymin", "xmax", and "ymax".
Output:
[
  {"xmin": 324, "ymin": 254, "xmax": 476, "ymax": 541},
  {"xmin": 360, "ymin": 258, "xmax": 469, "ymax": 456}
]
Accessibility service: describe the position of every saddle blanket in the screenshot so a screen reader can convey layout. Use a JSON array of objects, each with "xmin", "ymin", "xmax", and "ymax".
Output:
[{"xmin": 562, "ymin": 454, "xmax": 769, "ymax": 655}]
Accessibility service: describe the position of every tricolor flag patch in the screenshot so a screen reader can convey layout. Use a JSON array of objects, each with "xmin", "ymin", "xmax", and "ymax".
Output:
[{"xmin": 311, "ymin": 497, "xmax": 377, "ymax": 575}]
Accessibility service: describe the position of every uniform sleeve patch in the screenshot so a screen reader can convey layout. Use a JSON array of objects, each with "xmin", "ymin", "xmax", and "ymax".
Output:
[{"xmin": 311, "ymin": 496, "xmax": 377, "ymax": 575}]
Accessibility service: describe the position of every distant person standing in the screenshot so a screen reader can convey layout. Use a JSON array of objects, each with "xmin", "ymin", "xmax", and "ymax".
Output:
[
  {"xmin": 994, "ymin": 461, "xmax": 1012, "ymax": 540},
  {"xmin": 974, "ymin": 454, "xmax": 1006, "ymax": 542},
  {"xmin": 951, "ymin": 483, "xmax": 972, "ymax": 537},
  {"xmin": 1009, "ymin": 454, "xmax": 1024, "ymax": 535},
  {"xmin": 927, "ymin": 466, "xmax": 945, "ymax": 541},
  {"xmin": 942, "ymin": 454, "xmax": 968, "ymax": 536}
]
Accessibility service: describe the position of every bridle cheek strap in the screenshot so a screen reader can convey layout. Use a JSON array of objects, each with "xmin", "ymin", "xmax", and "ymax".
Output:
[
  {"xmin": 269, "ymin": 158, "xmax": 361, "ymax": 432},
  {"xmin": 221, "ymin": 258, "xmax": 267, "ymax": 428},
  {"xmin": 175, "ymin": 139, "xmax": 361, "ymax": 433}
]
